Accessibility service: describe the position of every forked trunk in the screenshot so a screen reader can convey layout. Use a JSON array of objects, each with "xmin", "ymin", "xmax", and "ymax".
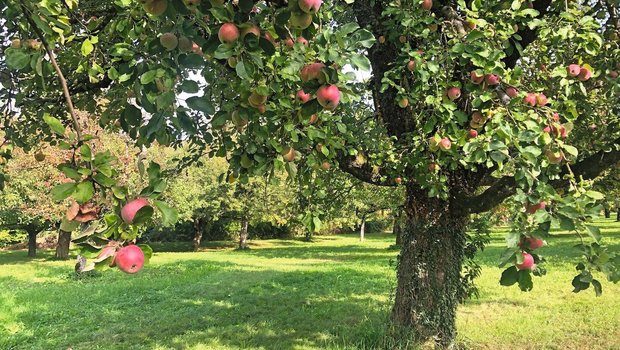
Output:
[
  {"xmin": 27, "ymin": 231, "xmax": 37, "ymax": 257},
  {"xmin": 238, "ymin": 216, "xmax": 249, "ymax": 250},
  {"xmin": 193, "ymin": 218, "xmax": 203, "ymax": 251},
  {"xmin": 391, "ymin": 186, "xmax": 468, "ymax": 347},
  {"xmin": 55, "ymin": 230, "xmax": 71, "ymax": 259}
]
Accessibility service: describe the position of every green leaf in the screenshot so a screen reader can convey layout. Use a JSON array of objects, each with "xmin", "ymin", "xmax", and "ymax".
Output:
[
  {"xmin": 81, "ymin": 38, "xmax": 94, "ymax": 56},
  {"xmin": 6, "ymin": 48, "xmax": 31, "ymax": 70},
  {"xmin": 93, "ymin": 172, "xmax": 116, "ymax": 187},
  {"xmin": 51, "ymin": 183, "xmax": 77, "ymax": 201},
  {"xmin": 153, "ymin": 200, "xmax": 179, "ymax": 226},
  {"xmin": 235, "ymin": 60, "xmax": 251, "ymax": 80},
  {"xmin": 43, "ymin": 115, "xmax": 66, "ymax": 136},
  {"xmin": 350, "ymin": 54, "xmax": 371, "ymax": 71},
  {"xmin": 585, "ymin": 225, "xmax": 602, "ymax": 242},
  {"xmin": 591, "ymin": 279, "xmax": 602, "ymax": 297},
  {"xmin": 572, "ymin": 274, "xmax": 590, "ymax": 293},
  {"xmin": 517, "ymin": 270, "xmax": 533, "ymax": 291},
  {"xmin": 186, "ymin": 96, "xmax": 215, "ymax": 115},
  {"xmin": 80, "ymin": 144, "xmax": 92, "ymax": 160},
  {"xmin": 132, "ymin": 205, "xmax": 154, "ymax": 225},
  {"xmin": 138, "ymin": 244, "xmax": 153, "ymax": 264},
  {"xmin": 585, "ymin": 191, "xmax": 604, "ymax": 200},
  {"xmin": 500, "ymin": 266, "xmax": 519, "ymax": 286},
  {"xmin": 74, "ymin": 181, "xmax": 94, "ymax": 204}
]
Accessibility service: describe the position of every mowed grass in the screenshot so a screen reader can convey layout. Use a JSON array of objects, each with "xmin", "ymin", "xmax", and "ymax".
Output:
[{"xmin": 1, "ymin": 219, "xmax": 619, "ymax": 350}]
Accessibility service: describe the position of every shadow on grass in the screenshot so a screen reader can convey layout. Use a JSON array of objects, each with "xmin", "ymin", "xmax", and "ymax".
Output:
[{"xmin": 1, "ymin": 259, "xmax": 394, "ymax": 350}]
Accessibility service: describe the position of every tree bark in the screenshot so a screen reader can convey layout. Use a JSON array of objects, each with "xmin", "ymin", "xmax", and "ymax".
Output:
[
  {"xmin": 617, "ymin": 207, "xmax": 620, "ymax": 222},
  {"xmin": 55, "ymin": 230, "xmax": 71, "ymax": 259},
  {"xmin": 238, "ymin": 216, "xmax": 249, "ymax": 250},
  {"xmin": 391, "ymin": 186, "xmax": 468, "ymax": 347},
  {"xmin": 604, "ymin": 207, "xmax": 611, "ymax": 218},
  {"xmin": 359, "ymin": 214, "xmax": 366, "ymax": 242},
  {"xmin": 27, "ymin": 231, "xmax": 37, "ymax": 258},
  {"xmin": 193, "ymin": 218, "xmax": 203, "ymax": 251}
]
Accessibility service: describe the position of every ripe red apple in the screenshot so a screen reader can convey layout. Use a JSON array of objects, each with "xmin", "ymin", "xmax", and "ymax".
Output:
[
  {"xmin": 298, "ymin": 0, "xmax": 322, "ymax": 14},
  {"xmin": 407, "ymin": 60, "xmax": 416, "ymax": 72},
  {"xmin": 289, "ymin": 12, "xmax": 313, "ymax": 30},
  {"xmin": 284, "ymin": 37, "xmax": 295, "ymax": 47},
  {"xmin": 609, "ymin": 71, "xmax": 618, "ymax": 78},
  {"xmin": 321, "ymin": 161, "xmax": 331, "ymax": 171},
  {"xmin": 282, "ymin": 147, "xmax": 296, "ymax": 162},
  {"xmin": 218, "ymin": 23, "xmax": 239, "ymax": 44},
  {"xmin": 552, "ymin": 112, "xmax": 560, "ymax": 122},
  {"xmin": 398, "ymin": 97, "xmax": 409, "ymax": 108},
  {"xmin": 485, "ymin": 74, "xmax": 500, "ymax": 85},
  {"xmin": 523, "ymin": 93, "xmax": 537, "ymax": 107},
  {"xmin": 470, "ymin": 71, "xmax": 484, "ymax": 84},
  {"xmin": 525, "ymin": 201, "xmax": 546, "ymax": 214},
  {"xmin": 566, "ymin": 64, "xmax": 581, "ymax": 77},
  {"xmin": 467, "ymin": 129, "xmax": 478, "ymax": 138},
  {"xmin": 515, "ymin": 252, "xmax": 535, "ymax": 270},
  {"xmin": 115, "ymin": 245, "xmax": 145, "ymax": 274},
  {"xmin": 522, "ymin": 237, "xmax": 545, "ymax": 250},
  {"xmin": 395, "ymin": 177, "xmax": 402, "ymax": 184},
  {"xmin": 543, "ymin": 125, "xmax": 551, "ymax": 133},
  {"xmin": 296, "ymin": 36, "xmax": 309, "ymax": 46},
  {"xmin": 439, "ymin": 137, "xmax": 451, "ymax": 151},
  {"xmin": 505, "ymin": 86, "xmax": 518, "ymax": 98},
  {"xmin": 536, "ymin": 93, "xmax": 548, "ymax": 106},
  {"xmin": 121, "ymin": 198, "xmax": 150, "ymax": 224},
  {"xmin": 421, "ymin": 0, "xmax": 432, "ymax": 10},
  {"xmin": 446, "ymin": 87, "xmax": 461, "ymax": 100},
  {"xmin": 296, "ymin": 90, "xmax": 311, "ymax": 103},
  {"xmin": 316, "ymin": 85, "xmax": 341, "ymax": 110},
  {"xmin": 191, "ymin": 42, "xmax": 203, "ymax": 55},
  {"xmin": 300, "ymin": 62, "xmax": 326, "ymax": 82},
  {"xmin": 578, "ymin": 67, "xmax": 592, "ymax": 81}
]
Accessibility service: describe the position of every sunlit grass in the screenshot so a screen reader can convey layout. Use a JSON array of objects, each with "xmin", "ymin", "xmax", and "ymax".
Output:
[{"xmin": 1, "ymin": 219, "xmax": 618, "ymax": 349}]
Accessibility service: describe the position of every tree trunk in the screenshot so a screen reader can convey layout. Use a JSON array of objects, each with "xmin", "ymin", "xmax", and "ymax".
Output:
[
  {"xmin": 27, "ymin": 231, "xmax": 37, "ymax": 258},
  {"xmin": 359, "ymin": 215, "xmax": 366, "ymax": 242},
  {"xmin": 55, "ymin": 230, "xmax": 71, "ymax": 259},
  {"xmin": 391, "ymin": 186, "xmax": 468, "ymax": 347},
  {"xmin": 238, "ymin": 216, "xmax": 249, "ymax": 250},
  {"xmin": 617, "ymin": 207, "xmax": 620, "ymax": 222},
  {"xmin": 604, "ymin": 207, "xmax": 610, "ymax": 218},
  {"xmin": 193, "ymin": 218, "xmax": 203, "ymax": 251}
]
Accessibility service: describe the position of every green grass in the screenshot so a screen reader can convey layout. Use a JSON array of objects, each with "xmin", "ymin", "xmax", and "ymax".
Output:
[{"xmin": 1, "ymin": 219, "xmax": 619, "ymax": 350}]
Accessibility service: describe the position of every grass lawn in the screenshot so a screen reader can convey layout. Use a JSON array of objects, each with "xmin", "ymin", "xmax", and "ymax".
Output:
[{"xmin": 1, "ymin": 219, "xmax": 619, "ymax": 350}]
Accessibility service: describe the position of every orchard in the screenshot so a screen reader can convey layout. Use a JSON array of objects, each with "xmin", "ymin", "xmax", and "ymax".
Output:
[{"xmin": 1, "ymin": 0, "xmax": 620, "ymax": 348}]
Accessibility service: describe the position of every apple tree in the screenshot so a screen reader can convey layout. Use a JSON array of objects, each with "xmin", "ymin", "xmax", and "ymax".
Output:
[{"xmin": 2, "ymin": 0, "xmax": 620, "ymax": 346}]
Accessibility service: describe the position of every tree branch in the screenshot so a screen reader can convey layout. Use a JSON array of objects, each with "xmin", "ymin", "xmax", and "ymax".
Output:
[
  {"xmin": 503, "ymin": 0, "xmax": 553, "ymax": 69},
  {"xmin": 336, "ymin": 152, "xmax": 396, "ymax": 187},
  {"xmin": 19, "ymin": 0, "xmax": 83, "ymax": 141},
  {"xmin": 456, "ymin": 137, "xmax": 620, "ymax": 214}
]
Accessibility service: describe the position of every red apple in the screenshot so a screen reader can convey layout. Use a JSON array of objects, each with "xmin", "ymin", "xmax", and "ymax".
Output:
[
  {"xmin": 289, "ymin": 12, "xmax": 313, "ymax": 30},
  {"xmin": 525, "ymin": 201, "xmax": 546, "ymax": 214},
  {"xmin": 609, "ymin": 71, "xmax": 618, "ymax": 78},
  {"xmin": 296, "ymin": 36, "xmax": 309, "ymax": 46},
  {"xmin": 300, "ymin": 62, "xmax": 326, "ymax": 82},
  {"xmin": 298, "ymin": 0, "xmax": 322, "ymax": 14},
  {"xmin": 395, "ymin": 177, "xmax": 402, "ymax": 184},
  {"xmin": 523, "ymin": 237, "xmax": 545, "ymax": 250},
  {"xmin": 121, "ymin": 198, "xmax": 150, "ymax": 224},
  {"xmin": 296, "ymin": 89, "xmax": 311, "ymax": 103},
  {"xmin": 284, "ymin": 37, "xmax": 295, "ymax": 47},
  {"xmin": 421, "ymin": 0, "xmax": 432, "ymax": 10},
  {"xmin": 536, "ymin": 93, "xmax": 548, "ymax": 106},
  {"xmin": 446, "ymin": 87, "xmax": 461, "ymax": 100},
  {"xmin": 506, "ymin": 86, "xmax": 518, "ymax": 98},
  {"xmin": 552, "ymin": 112, "xmax": 560, "ymax": 122},
  {"xmin": 407, "ymin": 60, "xmax": 416, "ymax": 72},
  {"xmin": 578, "ymin": 67, "xmax": 592, "ymax": 81},
  {"xmin": 566, "ymin": 64, "xmax": 581, "ymax": 77},
  {"xmin": 470, "ymin": 71, "xmax": 484, "ymax": 84},
  {"xmin": 218, "ymin": 23, "xmax": 239, "ymax": 45},
  {"xmin": 485, "ymin": 74, "xmax": 500, "ymax": 85},
  {"xmin": 398, "ymin": 97, "xmax": 409, "ymax": 108},
  {"xmin": 321, "ymin": 161, "xmax": 331, "ymax": 171},
  {"xmin": 523, "ymin": 93, "xmax": 537, "ymax": 107},
  {"xmin": 439, "ymin": 137, "xmax": 451, "ymax": 151},
  {"xmin": 467, "ymin": 129, "xmax": 478, "ymax": 138},
  {"xmin": 545, "ymin": 149, "xmax": 564, "ymax": 164},
  {"xmin": 316, "ymin": 85, "xmax": 341, "ymax": 110},
  {"xmin": 515, "ymin": 252, "xmax": 535, "ymax": 270},
  {"xmin": 282, "ymin": 147, "xmax": 296, "ymax": 162},
  {"xmin": 115, "ymin": 245, "xmax": 145, "ymax": 274},
  {"xmin": 543, "ymin": 125, "xmax": 551, "ymax": 133}
]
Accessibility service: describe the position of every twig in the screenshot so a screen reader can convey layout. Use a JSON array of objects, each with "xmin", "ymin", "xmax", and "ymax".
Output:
[{"xmin": 18, "ymin": 0, "xmax": 83, "ymax": 142}]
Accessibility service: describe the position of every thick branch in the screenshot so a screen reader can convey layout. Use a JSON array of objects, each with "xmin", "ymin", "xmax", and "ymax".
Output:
[
  {"xmin": 337, "ymin": 152, "xmax": 396, "ymax": 187},
  {"xmin": 19, "ymin": 0, "xmax": 83, "ymax": 141},
  {"xmin": 503, "ymin": 0, "xmax": 553, "ymax": 69},
  {"xmin": 456, "ymin": 138, "xmax": 620, "ymax": 214}
]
